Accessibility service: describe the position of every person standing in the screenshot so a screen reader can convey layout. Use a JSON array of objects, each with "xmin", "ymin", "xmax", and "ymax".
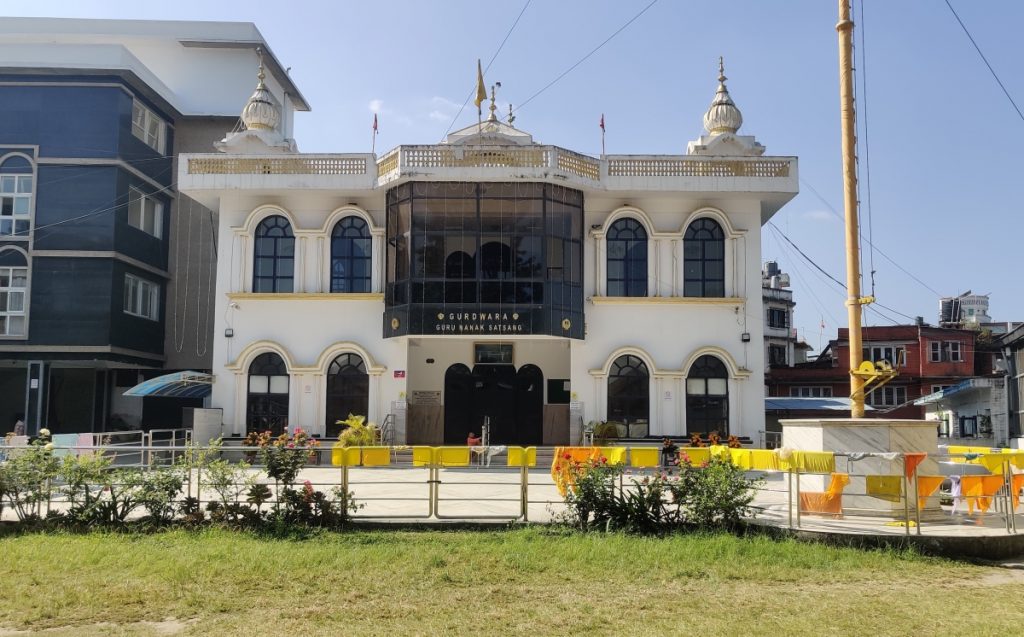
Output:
[{"xmin": 12, "ymin": 413, "xmax": 25, "ymax": 436}]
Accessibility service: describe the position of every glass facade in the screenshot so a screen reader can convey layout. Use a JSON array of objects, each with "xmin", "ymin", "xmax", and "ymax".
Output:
[{"xmin": 384, "ymin": 182, "xmax": 584, "ymax": 338}]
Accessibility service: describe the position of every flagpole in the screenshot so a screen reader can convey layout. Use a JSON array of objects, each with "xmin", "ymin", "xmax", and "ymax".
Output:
[
  {"xmin": 600, "ymin": 113, "xmax": 606, "ymax": 156},
  {"xmin": 371, "ymin": 114, "xmax": 378, "ymax": 155}
]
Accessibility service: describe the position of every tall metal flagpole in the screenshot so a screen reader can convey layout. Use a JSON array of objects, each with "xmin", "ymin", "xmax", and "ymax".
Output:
[{"xmin": 837, "ymin": 0, "xmax": 867, "ymax": 417}]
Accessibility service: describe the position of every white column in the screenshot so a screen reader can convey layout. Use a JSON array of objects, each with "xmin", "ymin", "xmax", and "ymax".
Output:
[
  {"xmin": 238, "ymin": 235, "xmax": 249, "ymax": 293},
  {"xmin": 371, "ymin": 232, "xmax": 385, "ymax": 294}
]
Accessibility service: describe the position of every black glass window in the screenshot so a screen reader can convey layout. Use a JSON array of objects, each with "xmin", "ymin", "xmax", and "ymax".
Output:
[
  {"xmin": 686, "ymin": 355, "xmax": 729, "ymax": 436},
  {"xmin": 607, "ymin": 355, "xmax": 649, "ymax": 425},
  {"xmin": 246, "ymin": 352, "xmax": 289, "ymax": 436},
  {"xmin": 606, "ymin": 218, "xmax": 647, "ymax": 297},
  {"xmin": 331, "ymin": 216, "xmax": 371, "ymax": 293},
  {"xmin": 385, "ymin": 182, "xmax": 583, "ymax": 338},
  {"xmin": 325, "ymin": 353, "xmax": 369, "ymax": 438},
  {"xmin": 253, "ymin": 215, "xmax": 295, "ymax": 293},
  {"xmin": 683, "ymin": 218, "xmax": 725, "ymax": 297}
]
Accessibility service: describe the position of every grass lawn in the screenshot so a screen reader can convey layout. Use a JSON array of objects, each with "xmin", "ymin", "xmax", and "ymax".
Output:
[{"xmin": 0, "ymin": 527, "xmax": 1022, "ymax": 636}]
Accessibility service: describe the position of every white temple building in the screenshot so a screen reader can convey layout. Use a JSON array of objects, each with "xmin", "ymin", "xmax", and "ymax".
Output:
[{"xmin": 179, "ymin": 59, "xmax": 799, "ymax": 445}]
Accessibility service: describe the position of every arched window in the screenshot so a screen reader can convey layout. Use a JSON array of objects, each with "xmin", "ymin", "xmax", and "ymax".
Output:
[
  {"xmin": 683, "ymin": 218, "xmax": 725, "ymax": 297},
  {"xmin": 606, "ymin": 218, "xmax": 647, "ymax": 297},
  {"xmin": 607, "ymin": 354, "xmax": 649, "ymax": 426},
  {"xmin": 253, "ymin": 215, "xmax": 294, "ymax": 292},
  {"xmin": 331, "ymin": 217, "xmax": 371, "ymax": 293},
  {"xmin": 246, "ymin": 352, "xmax": 289, "ymax": 435},
  {"xmin": 0, "ymin": 248, "xmax": 28, "ymax": 337},
  {"xmin": 686, "ymin": 355, "xmax": 729, "ymax": 436},
  {"xmin": 325, "ymin": 353, "xmax": 369, "ymax": 438},
  {"xmin": 0, "ymin": 155, "xmax": 33, "ymax": 237}
]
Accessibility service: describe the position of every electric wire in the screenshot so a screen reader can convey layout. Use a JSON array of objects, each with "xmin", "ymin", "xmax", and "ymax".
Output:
[
  {"xmin": 440, "ymin": 0, "xmax": 532, "ymax": 140},
  {"xmin": 799, "ymin": 178, "xmax": 943, "ymax": 297},
  {"xmin": 943, "ymin": 0, "xmax": 1024, "ymax": 125},
  {"xmin": 857, "ymin": 0, "xmax": 877, "ymax": 297},
  {"xmin": 511, "ymin": 0, "xmax": 659, "ymax": 115}
]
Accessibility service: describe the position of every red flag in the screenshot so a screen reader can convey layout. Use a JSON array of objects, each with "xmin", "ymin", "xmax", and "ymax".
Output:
[
  {"xmin": 599, "ymin": 113, "xmax": 605, "ymax": 132},
  {"xmin": 372, "ymin": 113, "xmax": 378, "ymax": 132}
]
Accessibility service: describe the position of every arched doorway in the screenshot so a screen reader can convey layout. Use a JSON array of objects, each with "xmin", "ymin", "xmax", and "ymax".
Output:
[
  {"xmin": 514, "ymin": 364, "xmax": 544, "ymax": 446},
  {"xmin": 443, "ymin": 364, "xmax": 473, "ymax": 444},
  {"xmin": 246, "ymin": 352, "xmax": 289, "ymax": 435},
  {"xmin": 325, "ymin": 353, "xmax": 369, "ymax": 437},
  {"xmin": 686, "ymin": 355, "xmax": 729, "ymax": 436}
]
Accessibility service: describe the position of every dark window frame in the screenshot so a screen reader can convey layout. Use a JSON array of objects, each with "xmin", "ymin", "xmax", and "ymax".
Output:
[
  {"xmin": 330, "ymin": 216, "xmax": 372, "ymax": 293},
  {"xmin": 325, "ymin": 353, "xmax": 369, "ymax": 438},
  {"xmin": 253, "ymin": 215, "xmax": 295, "ymax": 293},
  {"xmin": 683, "ymin": 218, "xmax": 726, "ymax": 298},
  {"xmin": 607, "ymin": 354, "xmax": 650, "ymax": 425},
  {"xmin": 686, "ymin": 355, "xmax": 729, "ymax": 436},
  {"xmin": 606, "ymin": 218, "xmax": 648, "ymax": 297}
]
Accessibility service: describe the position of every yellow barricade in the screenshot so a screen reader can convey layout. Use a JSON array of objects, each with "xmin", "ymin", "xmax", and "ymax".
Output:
[
  {"xmin": 412, "ymin": 446, "xmax": 434, "ymax": 467},
  {"xmin": 437, "ymin": 446, "xmax": 470, "ymax": 467},
  {"xmin": 331, "ymin": 445, "xmax": 360, "ymax": 467},
  {"xmin": 361, "ymin": 446, "xmax": 391, "ymax": 466},
  {"xmin": 597, "ymin": 446, "xmax": 628, "ymax": 465},
  {"xmin": 508, "ymin": 446, "xmax": 537, "ymax": 467},
  {"xmin": 630, "ymin": 447, "xmax": 660, "ymax": 468}
]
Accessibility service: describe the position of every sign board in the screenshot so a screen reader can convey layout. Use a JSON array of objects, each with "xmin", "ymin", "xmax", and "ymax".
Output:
[
  {"xmin": 394, "ymin": 370, "xmax": 406, "ymax": 379},
  {"xmin": 411, "ymin": 390, "xmax": 442, "ymax": 406}
]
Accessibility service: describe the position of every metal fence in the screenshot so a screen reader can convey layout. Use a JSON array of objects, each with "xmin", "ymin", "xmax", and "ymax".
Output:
[{"xmin": 2, "ymin": 441, "xmax": 1023, "ymax": 535}]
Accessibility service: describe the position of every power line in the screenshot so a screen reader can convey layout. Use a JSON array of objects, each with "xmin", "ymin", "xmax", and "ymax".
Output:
[
  {"xmin": 767, "ymin": 222, "xmax": 919, "ymax": 324},
  {"xmin": 512, "ymin": 0, "xmax": 659, "ymax": 115},
  {"xmin": 943, "ymin": 0, "xmax": 1024, "ymax": 125},
  {"xmin": 857, "ymin": 0, "xmax": 877, "ymax": 297},
  {"xmin": 799, "ymin": 178, "xmax": 943, "ymax": 297},
  {"xmin": 440, "ymin": 0, "xmax": 532, "ymax": 139}
]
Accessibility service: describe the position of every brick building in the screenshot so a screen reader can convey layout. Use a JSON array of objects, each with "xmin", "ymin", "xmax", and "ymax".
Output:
[{"xmin": 767, "ymin": 325, "xmax": 979, "ymax": 419}]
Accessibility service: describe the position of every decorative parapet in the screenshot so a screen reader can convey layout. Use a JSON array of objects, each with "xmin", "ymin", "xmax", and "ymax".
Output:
[
  {"xmin": 607, "ymin": 157, "xmax": 790, "ymax": 178},
  {"xmin": 187, "ymin": 155, "xmax": 368, "ymax": 175}
]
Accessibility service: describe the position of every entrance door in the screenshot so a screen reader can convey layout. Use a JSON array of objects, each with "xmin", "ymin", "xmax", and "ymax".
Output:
[
  {"xmin": 442, "ymin": 362, "xmax": 544, "ymax": 445},
  {"xmin": 443, "ymin": 364, "xmax": 473, "ymax": 444},
  {"xmin": 472, "ymin": 364, "xmax": 516, "ymax": 444}
]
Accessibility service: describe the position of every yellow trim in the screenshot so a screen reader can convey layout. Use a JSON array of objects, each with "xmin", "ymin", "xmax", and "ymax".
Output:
[
  {"xmin": 590, "ymin": 296, "xmax": 743, "ymax": 306},
  {"xmin": 228, "ymin": 292, "xmax": 384, "ymax": 301}
]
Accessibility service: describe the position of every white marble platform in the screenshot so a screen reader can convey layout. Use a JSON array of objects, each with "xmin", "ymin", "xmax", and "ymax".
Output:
[{"xmin": 781, "ymin": 418, "xmax": 940, "ymax": 514}]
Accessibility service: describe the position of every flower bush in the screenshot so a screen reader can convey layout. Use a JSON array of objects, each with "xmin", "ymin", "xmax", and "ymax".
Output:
[
  {"xmin": 256, "ymin": 429, "xmax": 320, "ymax": 489},
  {"xmin": 560, "ymin": 451, "xmax": 762, "ymax": 534},
  {"xmin": 0, "ymin": 430, "xmax": 60, "ymax": 522}
]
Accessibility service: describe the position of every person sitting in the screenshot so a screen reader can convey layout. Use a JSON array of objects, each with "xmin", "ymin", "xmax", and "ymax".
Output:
[
  {"xmin": 660, "ymin": 437, "xmax": 679, "ymax": 467},
  {"xmin": 466, "ymin": 432, "xmax": 482, "ymax": 447}
]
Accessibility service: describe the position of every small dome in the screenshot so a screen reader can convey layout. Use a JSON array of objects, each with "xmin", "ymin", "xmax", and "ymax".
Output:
[
  {"xmin": 702, "ymin": 57, "xmax": 743, "ymax": 135},
  {"xmin": 241, "ymin": 55, "xmax": 280, "ymax": 132}
]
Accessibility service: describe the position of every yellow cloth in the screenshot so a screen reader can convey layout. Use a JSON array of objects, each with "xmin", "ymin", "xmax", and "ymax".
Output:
[
  {"xmin": 1012, "ymin": 474, "xmax": 1024, "ymax": 510},
  {"xmin": 361, "ymin": 446, "xmax": 390, "ymax": 466},
  {"xmin": 330, "ymin": 445, "xmax": 360, "ymax": 467},
  {"xmin": 551, "ymin": 447, "xmax": 603, "ymax": 497},
  {"xmin": 962, "ymin": 475, "xmax": 1004, "ymax": 514},
  {"xmin": 728, "ymin": 448, "xmax": 752, "ymax": 470},
  {"xmin": 597, "ymin": 446, "xmax": 627, "ymax": 465},
  {"xmin": 978, "ymin": 454, "xmax": 1008, "ymax": 475},
  {"xmin": 680, "ymin": 447, "xmax": 711, "ymax": 466},
  {"xmin": 412, "ymin": 446, "xmax": 434, "ymax": 467},
  {"xmin": 437, "ymin": 446, "xmax": 470, "ymax": 467},
  {"xmin": 866, "ymin": 475, "xmax": 903, "ymax": 502},
  {"xmin": 916, "ymin": 476, "xmax": 945, "ymax": 510},
  {"xmin": 709, "ymin": 445, "xmax": 729, "ymax": 460},
  {"xmin": 750, "ymin": 449, "xmax": 782, "ymax": 472},
  {"xmin": 791, "ymin": 451, "xmax": 836, "ymax": 474},
  {"xmin": 799, "ymin": 473, "xmax": 849, "ymax": 517},
  {"xmin": 630, "ymin": 447, "xmax": 660, "ymax": 468},
  {"xmin": 507, "ymin": 446, "xmax": 537, "ymax": 467}
]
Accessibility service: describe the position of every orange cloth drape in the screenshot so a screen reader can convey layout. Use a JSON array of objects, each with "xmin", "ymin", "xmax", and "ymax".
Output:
[
  {"xmin": 551, "ymin": 447, "xmax": 603, "ymax": 497},
  {"xmin": 961, "ymin": 475, "xmax": 1004, "ymax": 514},
  {"xmin": 799, "ymin": 473, "xmax": 850, "ymax": 517},
  {"xmin": 1012, "ymin": 474, "xmax": 1024, "ymax": 511},
  {"xmin": 904, "ymin": 453, "xmax": 926, "ymax": 479},
  {"xmin": 916, "ymin": 476, "xmax": 945, "ymax": 510}
]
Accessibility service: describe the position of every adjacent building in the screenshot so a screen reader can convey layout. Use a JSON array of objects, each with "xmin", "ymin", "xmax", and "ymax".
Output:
[
  {"xmin": 181, "ymin": 60, "xmax": 799, "ymax": 445},
  {"xmin": 767, "ymin": 324, "xmax": 980, "ymax": 421},
  {"xmin": 0, "ymin": 18, "xmax": 306, "ymax": 435}
]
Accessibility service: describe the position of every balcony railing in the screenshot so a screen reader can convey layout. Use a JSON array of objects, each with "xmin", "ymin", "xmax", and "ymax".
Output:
[{"xmin": 187, "ymin": 155, "xmax": 368, "ymax": 175}]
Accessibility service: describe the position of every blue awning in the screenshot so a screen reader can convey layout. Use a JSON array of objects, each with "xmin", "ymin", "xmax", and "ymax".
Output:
[
  {"xmin": 765, "ymin": 397, "xmax": 874, "ymax": 411},
  {"xmin": 123, "ymin": 371, "xmax": 214, "ymax": 398}
]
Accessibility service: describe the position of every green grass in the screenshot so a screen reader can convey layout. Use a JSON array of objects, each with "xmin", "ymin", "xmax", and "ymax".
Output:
[{"xmin": 0, "ymin": 527, "xmax": 1021, "ymax": 636}]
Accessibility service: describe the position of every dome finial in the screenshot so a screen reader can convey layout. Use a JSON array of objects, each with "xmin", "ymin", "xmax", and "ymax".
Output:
[
  {"xmin": 241, "ymin": 46, "xmax": 280, "ymax": 132},
  {"xmin": 702, "ymin": 56, "xmax": 743, "ymax": 135}
]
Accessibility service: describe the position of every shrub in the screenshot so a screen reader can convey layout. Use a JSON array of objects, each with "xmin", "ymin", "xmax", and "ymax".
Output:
[
  {"xmin": 335, "ymin": 414, "xmax": 378, "ymax": 447},
  {"xmin": 135, "ymin": 466, "xmax": 185, "ymax": 525},
  {"xmin": 668, "ymin": 457, "xmax": 763, "ymax": 528},
  {"xmin": 0, "ymin": 430, "xmax": 60, "ymax": 523},
  {"xmin": 257, "ymin": 429, "xmax": 320, "ymax": 489}
]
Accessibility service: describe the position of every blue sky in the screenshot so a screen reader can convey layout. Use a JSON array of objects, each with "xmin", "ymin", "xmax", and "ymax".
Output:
[{"xmin": 10, "ymin": 0, "xmax": 1024, "ymax": 350}]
